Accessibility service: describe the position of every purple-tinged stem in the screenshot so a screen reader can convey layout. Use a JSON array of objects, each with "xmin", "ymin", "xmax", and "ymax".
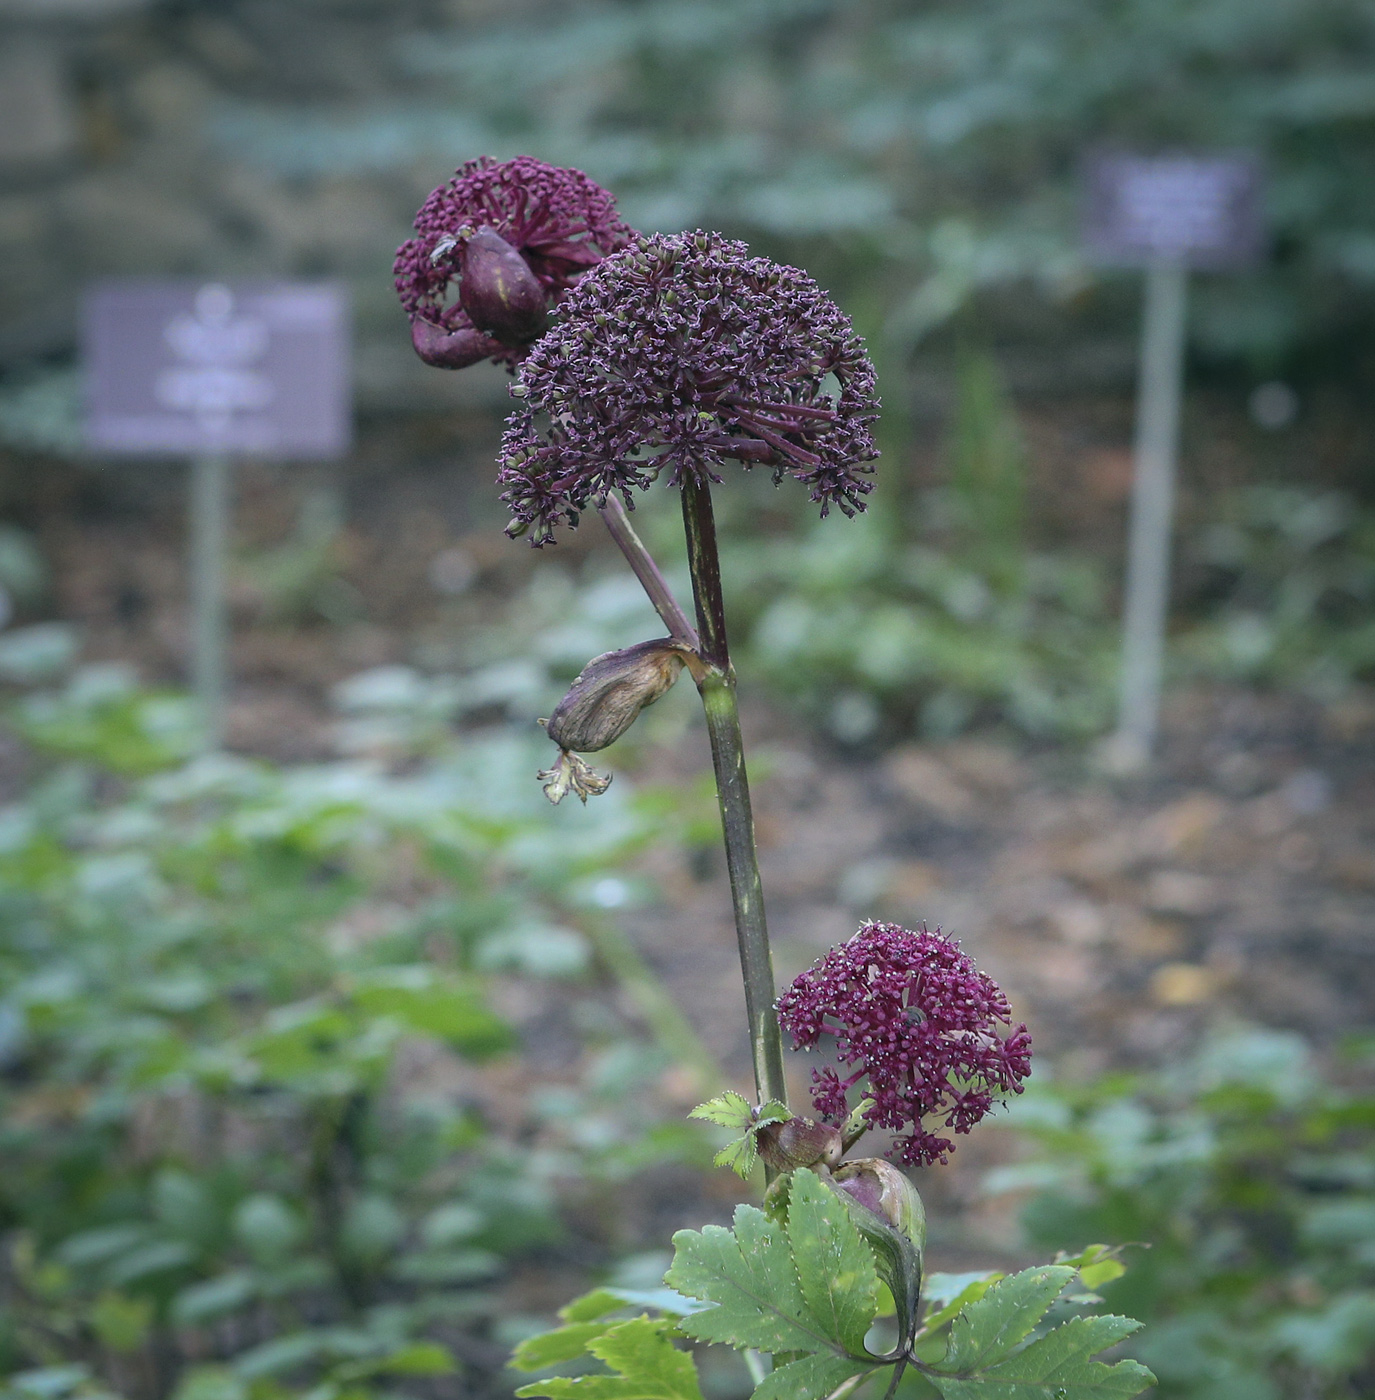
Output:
[
  {"xmin": 678, "ymin": 473, "xmax": 788, "ymax": 1110},
  {"xmin": 598, "ymin": 495, "xmax": 700, "ymax": 650}
]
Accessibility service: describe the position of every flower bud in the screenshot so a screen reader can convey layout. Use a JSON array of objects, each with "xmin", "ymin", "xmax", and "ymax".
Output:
[
  {"xmin": 544, "ymin": 639, "xmax": 692, "ymax": 755},
  {"xmin": 755, "ymin": 1116, "xmax": 844, "ymax": 1173},
  {"xmin": 411, "ymin": 318, "xmax": 505, "ymax": 370},
  {"xmin": 459, "ymin": 227, "xmax": 548, "ymax": 345}
]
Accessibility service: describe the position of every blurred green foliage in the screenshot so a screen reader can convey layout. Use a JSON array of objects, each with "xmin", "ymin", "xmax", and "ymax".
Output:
[
  {"xmin": 988, "ymin": 1027, "xmax": 1375, "ymax": 1399},
  {"xmin": 220, "ymin": 0, "xmax": 1375, "ymax": 365},
  {"xmin": 471, "ymin": 351, "xmax": 1375, "ymax": 744},
  {"xmin": 0, "ymin": 661, "xmax": 708, "ymax": 1400},
  {"xmin": 1177, "ymin": 486, "xmax": 1375, "ymax": 693}
]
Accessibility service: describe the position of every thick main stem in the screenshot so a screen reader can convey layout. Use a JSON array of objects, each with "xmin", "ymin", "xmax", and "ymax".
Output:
[{"xmin": 679, "ymin": 474, "xmax": 788, "ymax": 1109}]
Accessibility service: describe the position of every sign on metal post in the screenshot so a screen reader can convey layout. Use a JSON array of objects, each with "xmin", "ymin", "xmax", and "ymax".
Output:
[
  {"xmin": 1084, "ymin": 153, "xmax": 1262, "ymax": 769},
  {"xmin": 84, "ymin": 280, "xmax": 350, "ymax": 748}
]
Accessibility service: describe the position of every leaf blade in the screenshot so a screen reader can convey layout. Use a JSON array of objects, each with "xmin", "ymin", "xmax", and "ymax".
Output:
[
  {"xmin": 937, "ymin": 1265, "xmax": 1076, "ymax": 1373},
  {"xmin": 688, "ymin": 1091, "xmax": 756, "ymax": 1131},
  {"xmin": 513, "ymin": 1316, "xmax": 703, "ymax": 1400},
  {"xmin": 787, "ymin": 1167, "xmax": 880, "ymax": 1357},
  {"xmin": 752, "ymin": 1352, "xmax": 878, "ymax": 1400},
  {"xmin": 666, "ymin": 1210, "xmax": 821, "ymax": 1353}
]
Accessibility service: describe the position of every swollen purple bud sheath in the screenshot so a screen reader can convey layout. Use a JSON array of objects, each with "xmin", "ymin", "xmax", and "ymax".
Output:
[
  {"xmin": 393, "ymin": 155, "xmax": 635, "ymax": 371},
  {"xmin": 459, "ymin": 228, "xmax": 548, "ymax": 345},
  {"xmin": 410, "ymin": 318, "xmax": 505, "ymax": 370}
]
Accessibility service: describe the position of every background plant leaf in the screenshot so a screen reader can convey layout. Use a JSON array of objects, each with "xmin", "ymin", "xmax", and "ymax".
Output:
[{"xmin": 513, "ymin": 1316, "xmax": 702, "ymax": 1400}]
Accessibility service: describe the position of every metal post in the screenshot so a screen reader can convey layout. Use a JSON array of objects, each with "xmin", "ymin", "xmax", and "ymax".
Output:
[
  {"xmin": 1108, "ymin": 257, "xmax": 1188, "ymax": 770},
  {"xmin": 190, "ymin": 453, "xmax": 231, "ymax": 750}
]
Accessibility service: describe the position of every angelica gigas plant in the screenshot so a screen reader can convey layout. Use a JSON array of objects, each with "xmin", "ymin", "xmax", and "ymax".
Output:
[{"xmin": 397, "ymin": 155, "xmax": 1154, "ymax": 1400}]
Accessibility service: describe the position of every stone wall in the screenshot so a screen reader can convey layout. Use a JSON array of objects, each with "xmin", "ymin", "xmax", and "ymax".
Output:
[{"xmin": 0, "ymin": 0, "xmax": 513, "ymax": 419}]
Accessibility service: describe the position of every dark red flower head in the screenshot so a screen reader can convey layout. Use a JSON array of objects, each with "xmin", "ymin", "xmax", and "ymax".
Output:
[
  {"xmin": 497, "ymin": 230, "xmax": 880, "ymax": 545},
  {"xmin": 393, "ymin": 155, "xmax": 635, "ymax": 370},
  {"xmin": 776, "ymin": 921, "xmax": 1031, "ymax": 1167}
]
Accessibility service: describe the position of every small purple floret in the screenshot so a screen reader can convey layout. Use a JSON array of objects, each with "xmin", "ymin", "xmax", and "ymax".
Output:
[
  {"xmin": 497, "ymin": 230, "xmax": 880, "ymax": 545},
  {"xmin": 776, "ymin": 921, "xmax": 1031, "ymax": 1167},
  {"xmin": 393, "ymin": 155, "xmax": 634, "ymax": 369}
]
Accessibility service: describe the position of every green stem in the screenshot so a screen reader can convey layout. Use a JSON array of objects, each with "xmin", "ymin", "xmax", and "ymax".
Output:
[{"xmin": 679, "ymin": 474, "xmax": 788, "ymax": 1109}]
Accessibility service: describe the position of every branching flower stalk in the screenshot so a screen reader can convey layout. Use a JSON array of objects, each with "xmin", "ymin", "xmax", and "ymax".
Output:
[
  {"xmin": 593, "ymin": 489, "xmax": 786, "ymax": 1104},
  {"xmin": 496, "ymin": 228, "xmax": 879, "ymax": 1109}
]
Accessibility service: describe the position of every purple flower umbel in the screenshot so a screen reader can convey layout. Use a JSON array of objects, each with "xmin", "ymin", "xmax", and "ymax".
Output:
[
  {"xmin": 498, "ymin": 230, "xmax": 880, "ymax": 545},
  {"xmin": 393, "ymin": 155, "xmax": 635, "ymax": 370},
  {"xmin": 776, "ymin": 921, "xmax": 1031, "ymax": 1167}
]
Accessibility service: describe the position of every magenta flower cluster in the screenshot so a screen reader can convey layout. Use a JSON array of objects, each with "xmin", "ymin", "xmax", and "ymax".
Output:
[
  {"xmin": 776, "ymin": 921, "xmax": 1031, "ymax": 1167},
  {"xmin": 393, "ymin": 155, "xmax": 634, "ymax": 369},
  {"xmin": 498, "ymin": 230, "xmax": 880, "ymax": 544}
]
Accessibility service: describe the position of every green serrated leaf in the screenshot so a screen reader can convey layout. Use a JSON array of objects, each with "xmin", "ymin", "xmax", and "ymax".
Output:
[
  {"xmin": 1053, "ymin": 1245, "xmax": 1130, "ymax": 1293},
  {"xmin": 688, "ymin": 1092, "xmax": 755, "ymax": 1131},
  {"xmin": 667, "ymin": 1169, "xmax": 880, "ymax": 1368},
  {"xmin": 712, "ymin": 1135, "xmax": 760, "ymax": 1179},
  {"xmin": 752, "ymin": 1352, "xmax": 877, "ymax": 1400},
  {"xmin": 929, "ymin": 1314, "xmax": 1154, "ymax": 1399},
  {"xmin": 691, "ymin": 1096, "xmax": 790, "ymax": 1179},
  {"xmin": 921, "ymin": 1275, "xmax": 1003, "ymax": 1338},
  {"xmin": 511, "ymin": 1322, "xmax": 618, "ymax": 1372},
  {"xmin": 788, "ymin": 1168, "xmax": 880, "ymax": 1357},
  {"xmin": 513, "ymin": 1316, "xmax": 703, "ymax": 1399},
  {"xmin": 938, "ymin": 1266, "xmax": 1076, "ymax": 1374},
  {"xmin": 562, "ymin": 1290, "xmax": 631, "ymax": 1324},
  {"xmin": 666, "ymin": 1208, "xmax": 815, "ymax": 1354},
  {"xmin": 983, "ymin": 1314, "xmax": 1144, "ymax": 1379}
]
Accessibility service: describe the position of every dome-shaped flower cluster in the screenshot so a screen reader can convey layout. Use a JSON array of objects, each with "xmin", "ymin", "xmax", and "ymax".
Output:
[
  {"xmin": 776, "ymin": 921, "xmax": 1031, "ymax": 1167},
  {"xmin": 393, "ymin": 155, "xmax": 635, "ymax": 369},
  {"xmin": 497, "ymin": 230, "xmax": 880, "ymax": 544}
]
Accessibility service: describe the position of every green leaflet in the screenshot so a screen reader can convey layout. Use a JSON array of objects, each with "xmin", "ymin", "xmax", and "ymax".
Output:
[
  {"xmin": 926, "ymin": 1271, "xmax": 1156, "ymax": 1400},
  {"xmin": 513, "ymin": 1316, "xmax": 703, "ymax": 1400},
  {"xmin": 511, "ymin": 1287, "xmax": 709, "ymax": 1376},
  {"xmin": 513, "ymin": 1322, "xmax": 620, "ymax": 1372},
  {"xmin": 928, "ymin": 1314, "xmax": 1154, "ymax": 1398},
  {"xmin": 666, "ymin": 1207, "xmax": 816, "ymax": 1353},
  {"xmin": 984, "ymin": 1315, "xmax": 1145, "ymax": 1380},
  {"xmin": 919, "ymin": 1274, "xmax": 1004, "ymax": 1340},
  {"xmin": 511, "ymin": 1289, "xmax": 628, "ymax": 1370},
  {"xmin": 666, "ymin": 1170, "xmax": 880, "ymax": 1398},
  {"xmin": 687, "ymin": 1092, "xmax": 755, "ymax": 1131},
  {"xmin": 939, "ymin": 1266, "xmax": 1076, "ymax": 1373},
  {"xmin": 790, "ymin": 1169, "xmax": 882, "ymax": 1356},
  {"xmin": 751, "ymin": 1352, "xmax": 875, "ymax": 1400},
  {"xmin": 688, "ymin": 1093, "xmax": 789, "ymax": 1179}
]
